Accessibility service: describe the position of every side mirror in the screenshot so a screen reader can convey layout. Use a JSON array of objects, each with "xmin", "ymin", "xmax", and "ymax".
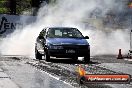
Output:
[
  {"xmin": 84, "ymin": 36, "xmax": 89, "ymax": 39},
  {"xmin": 38, "ymin": 36, "xmax": 44, "ymax": 39}
]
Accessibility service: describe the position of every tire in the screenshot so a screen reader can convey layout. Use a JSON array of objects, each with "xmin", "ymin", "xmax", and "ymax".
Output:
[
  {"xmin": 84, "ymin": 56, "xmax": 90, "ymax": 63},
  {"xmin": 45, "ymin": 51, "xmax": 50, "ymax": 62},
  {"xmin": 35, "ymin": 47, "xmax": 42, "ymax": 60},
  {"xmin": 84, "ymin": 53, "xmax": 90, "ymax": 63}
]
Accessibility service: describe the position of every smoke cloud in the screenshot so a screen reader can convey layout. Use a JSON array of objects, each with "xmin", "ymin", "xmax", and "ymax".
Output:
[{"xmin": 0, "ymin": 0, "xmax": 130, "ymax": 57}]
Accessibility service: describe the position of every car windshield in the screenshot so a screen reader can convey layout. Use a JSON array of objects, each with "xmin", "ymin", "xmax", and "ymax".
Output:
[{"xmin": 47, "ymin": 28, "xmax": 84, "ymax": 38}]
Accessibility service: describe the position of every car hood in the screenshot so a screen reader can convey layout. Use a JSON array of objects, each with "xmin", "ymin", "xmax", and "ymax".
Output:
[{"xmin": 46, "ymin": 38, "xmax": 89, "ymax": 45}]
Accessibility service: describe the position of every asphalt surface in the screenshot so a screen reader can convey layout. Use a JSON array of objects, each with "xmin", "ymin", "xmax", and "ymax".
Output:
[{"xmin": 0, "ymin": 55, "xmax": 131, "ymax": 88}]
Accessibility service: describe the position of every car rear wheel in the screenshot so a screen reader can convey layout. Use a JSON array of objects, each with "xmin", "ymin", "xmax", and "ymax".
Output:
[{"xmin": 35, "ymin": 48, "xmax": 42, "ymax": 60}]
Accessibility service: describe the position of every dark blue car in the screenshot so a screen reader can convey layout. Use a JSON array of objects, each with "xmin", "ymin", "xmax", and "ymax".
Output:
[{"xmin": 35, "ymin": 27, "xmax": 90, "ymax": 62}]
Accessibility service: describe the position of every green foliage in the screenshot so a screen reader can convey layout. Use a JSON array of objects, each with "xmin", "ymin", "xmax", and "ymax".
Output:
[
  {"xmin": 0, "ymin": 0, "xmax": 56, "ymax": 15},
  {"xmin": 0, "ymin": 0, "xmax": 9, "ymax": 14},
  {"xmin": 0, "ymin": 0, "xmax": 32, "ymax": 14},
  {"xmin": 16, "ymin": 0, "xmax": 32, "ymax": 14},
  {"xmin": 0, "ymin": 7, "xmax": 9, "ymax": 14}
]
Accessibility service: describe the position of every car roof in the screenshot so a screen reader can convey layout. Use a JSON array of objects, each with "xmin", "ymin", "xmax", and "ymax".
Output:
[
  {"xmin": 42, "ymin": 27, "xmax": 78, "ymax": 32},
  {"xmin": 46, "ymin": 27, "xmax": 77, "ymax": 29}
]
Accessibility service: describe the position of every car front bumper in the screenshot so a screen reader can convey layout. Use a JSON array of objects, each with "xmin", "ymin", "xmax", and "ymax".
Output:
[{"xmin": 48, "ymin": 46, "xmax": 90, "ymax": 58}]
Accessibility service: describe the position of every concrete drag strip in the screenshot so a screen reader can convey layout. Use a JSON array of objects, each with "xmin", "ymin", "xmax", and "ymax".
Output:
[
  {"xmin": 124, "ymin": 59, "xmax": 132, "ymax": 62},
  {"xmin": 98, "ymin": 63, "xmax": 132, "ymax": 88},
  {"xmin": 0, "ymin": 57, "xmax": 74, "ymax": 88},
  {"xmin": 0, "ymin": 68, "xmax": 19, "ymax": 88},
  {"xmin": 99, "ymin": 63, "xmax": 132, "ymax": 75},
  {"xmin": 27, "ymin": 60, "xmax": 114, "ymax": 88},
  {"xmin": 0, "ymin": 78, "xmax": 19, "ymax": 88},
  {"xmin": 0, "ymin": 56, "xmax": 131, "ymax": 88}
]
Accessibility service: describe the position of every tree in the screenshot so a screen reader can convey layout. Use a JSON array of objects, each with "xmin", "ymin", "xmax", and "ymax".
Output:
[
  {"xmin": 9, "ymin": 0, "xmax": 16, "ymax": 14},
  {"xmin": 31, "ymin": 0, "xmax": 40, "ymax": 7},
  {"xmin": 0, "ymin": 0, "xmax": 10, "ymax": 14}
]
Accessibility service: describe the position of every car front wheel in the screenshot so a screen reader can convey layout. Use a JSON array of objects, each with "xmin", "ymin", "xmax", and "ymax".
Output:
[
  {"xmin": 35, "ymin": 48, "xmax": 42, "ymax": 60},
  {"xmin": 72, "ymin": 57, "xmax": 78, "ymax": 61},
  {"xmin": 84, "ymin": 56, "xmax": 90, "ymax": 63},
  {"xmin": 45, "ymin": 51, "xmax": 50, "ymax": 62},
  {"xmin": 84, "ymin": 53, "xmax": 90, "ymax": 63}
]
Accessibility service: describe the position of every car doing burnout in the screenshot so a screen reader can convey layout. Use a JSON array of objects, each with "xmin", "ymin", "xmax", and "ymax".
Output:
[{"xmin": 35, "ymin": 27, "xmax": 90, "ymax": 62}]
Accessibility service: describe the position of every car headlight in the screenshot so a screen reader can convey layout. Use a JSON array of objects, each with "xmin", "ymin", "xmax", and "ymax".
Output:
[{"xmin": 49, "ymin": 46, "xmax": 63, "ymax": 49}]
